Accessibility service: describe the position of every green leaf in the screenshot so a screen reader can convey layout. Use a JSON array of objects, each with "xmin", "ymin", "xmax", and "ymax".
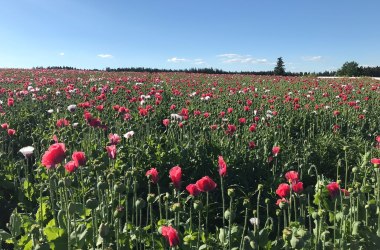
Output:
[
  {"xmin": 44, "ymin": 227, "xmax": 65, "ymax": 242},
  {"xmin": 36, "ymin": 201, "xmax": 49, "ymax": 223},
  {"xmin": 9, "ymin": 210, "xmax": 22, "ymax": 237},
  {"xmin": 0, "ymin": 229, "xmax": 12, "ymax": 241}
]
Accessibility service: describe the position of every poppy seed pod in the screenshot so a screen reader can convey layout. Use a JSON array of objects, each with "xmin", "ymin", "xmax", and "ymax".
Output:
[
  {"xmin": 147, "ymin": 193, "xmax": 155, "ymax": 203},
  {"xmin": 98, "ymin": 223, "xmax": 110, "ymax": 238},
  {"xmin": 193, "ymin": 200, "xmax": 203, "ymax": 211},
  {"xmin": 86, "ymin": 198, "xmax": 99, "ymax": 210},
  {"xmin": 135, "ymin": 198, "xmax": 146, "ymax": 210}
]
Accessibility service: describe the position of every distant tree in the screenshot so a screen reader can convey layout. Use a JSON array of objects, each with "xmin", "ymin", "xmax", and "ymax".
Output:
[
  {"xmin": 337, "ymin": 61, "xmax": 361, "ymax": 76},
  {"xmin": 274, "ymin": 57, "xmax": 285, "ymax": 75}
]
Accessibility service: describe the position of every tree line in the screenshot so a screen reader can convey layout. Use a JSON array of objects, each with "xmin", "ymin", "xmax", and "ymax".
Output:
[{"xmin": 31, "ymin": 60, "xmax": 380, "ymax": 77}]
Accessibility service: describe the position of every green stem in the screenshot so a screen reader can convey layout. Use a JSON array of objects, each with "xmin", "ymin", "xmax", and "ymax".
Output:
[
  {"xmin": 228, "ymin": 196, "xmax": 233, "ymax": 250},
  {"xmin": 239, "ymin": 208, "xmax": 248, "ymax": 250},
  {"xmin": 220, "ymin": 177, "xmax": 226, "ymax": 248}
]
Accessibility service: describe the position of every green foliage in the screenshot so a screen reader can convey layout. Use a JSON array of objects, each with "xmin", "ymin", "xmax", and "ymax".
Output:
[
  {"xmin": 337, "ymin": 61, "xmax": 361, "ymax": 76},
  {"xmin": 274, "ymin": 57, "xmax": 286, "ymax": 75}
]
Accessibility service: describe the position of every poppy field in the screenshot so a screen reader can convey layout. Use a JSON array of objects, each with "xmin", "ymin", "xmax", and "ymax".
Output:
[{"xmin": 0, "ymin": 68, "xmax": 380, "ymax": 249}]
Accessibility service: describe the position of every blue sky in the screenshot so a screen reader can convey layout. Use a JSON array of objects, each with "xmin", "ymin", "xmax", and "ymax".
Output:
[{"xmin": 1, "ymin": 0, "xmax": 379, "ymax": 72}]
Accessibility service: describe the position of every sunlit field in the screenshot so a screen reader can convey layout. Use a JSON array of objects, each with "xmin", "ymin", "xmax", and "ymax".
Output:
[{"xmin": 0, "ymin": 69, "xmax": 379, "ymax": 249}]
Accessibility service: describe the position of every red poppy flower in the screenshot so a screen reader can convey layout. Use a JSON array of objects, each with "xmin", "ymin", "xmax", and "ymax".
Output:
[
  {"xmin": 64, "ymin": 161, "xmax": 77, "ymax": 173},
  {"xmin": 1, "ymin": 123, "xmax": 9, "ymax": 129},
  {"xmin": 41, "ymin": 143, "xmax": 66, "ymax": 169},
  {"xmin": 169, "ymin": 166, "xmax": 182, "ymax": 189},
  {"xmin": 248, "ymin": 141, "xmax": 256, "ymax": 149},
  {"xmin": 239, "ymin": 118, "xmax": 246, "ymax": 124},
  {"xmin": 7, "ymin": 129, "xmax": 16, "ymax": 136},
  {"xmin": 249, "ymin": 124, "xmax": 256, "ymax": 132},
  {"xmin": 7, "ymin": 98, "xmax": 14, "ymax": 107},
  {"xmin": 108, "ymin": 133, "xmax": 121, "ymax": 145},
  {"xmin": 276, "ymin": 183, "xmax": 290, "ymax": 198},
  {"xmin": 326, "ymin": 182, "xmax": 340, "ymax": 198},
  {"xmin": 186, "ymin": 184, "xmax": 200, "ymax": 197},
  {"xmin": 146, "ymin": 168, "xmax": 159, "ymax": 184},
  {"xmin": 163, "ymin": 119, "xmax": 170, "ymax": 127},
  {"xmin": 285, "ymin": 171, "xmax": 299, "ymax": 183},
  {"xmin": 225, "ymin": 124, "xmax": 236, "ymax": 135},
  {"xmin": 139, "ymin": 108, "xmax": 148, "ymax": 116},
  {"xmin": 218, "ymin": 155, "xmax": 227, "ymax": 177},
  {"xmin": 210, "ymin": 124, "xmax": 218, "ymax": 130},
  {"xmin": 272, "ymin": 146, "xmax": 280, "ymax": 156},
  {"xmin": 196, "ymin": 176, "xmax": 217, "ymax": 192},
  {"xmin": 106, "ymin": 145, "xmax": 117, "ymax": 159},
  {"xmin": 56, "ymin": 118, "xmax": 70, "ymax": 128},
  {"xmin": 161, "ymin": 226, "xmax": 180, "ymax": 247},
  {"xmin": 371, "ymin": 158, "xmax": 380, "ymax": 166},
  {"xmin": 72, "ymin": 151, "xmax": 86, "ymax": 167},
  {"xmin": 292, "ymin": 182, "xmax": 303, "ymax": 194},
  {"xmin": 276, "ymin": 198, "xmax": 288, "ymax": 206}
]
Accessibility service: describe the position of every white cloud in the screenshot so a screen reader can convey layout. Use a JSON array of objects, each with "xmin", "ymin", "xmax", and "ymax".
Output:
[
  {"xmin": 217, "ymin": 54, "xmax": 270, "ymax": 64},
  {"xmin": 59, "ymin": 52, "xmax": 64, "ymax": 56},
  {"xmin": 194, "ymin": 59, "xmax": 206, "ymax": 65},
  {"xmin": 167, "ymin": 57, "xmax": 188, "ymax": 63},
  {"xmin": 97, "ymin": 54, "xmax": 113, "ymax": 58},
  {"xmin": 302, "ymin": 56, "xmax": 322, "ymax": 61}
]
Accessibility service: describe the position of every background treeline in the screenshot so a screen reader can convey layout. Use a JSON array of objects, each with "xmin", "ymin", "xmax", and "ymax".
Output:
[
  {"xmin": 31, "ymin": 64, "xmax": 380, "ymax": 77},
  {"xmin": 33, "ymin": 66, "xmax": 337, "ymax": 76}
]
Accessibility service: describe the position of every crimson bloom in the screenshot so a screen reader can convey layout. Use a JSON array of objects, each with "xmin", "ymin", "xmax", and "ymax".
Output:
[
  {"xmin": 272, "ymin": 146, "xmax": 280, "ymax": 156},
  {"xmin": 56, "ymin": 118, "xmax": 70, "ymax": 128},
  {"xmin": 276, "ymin": 183, "xmax": 290, "ymax": 198},
  {"xmin": 108, "ymin": 133, "xmax": 121, "ymax": 145},
  {"xmin": 371, "ymin": 158, "xmax": 380, "ymax": 166},
  {"xmin": 7, "ymin": 129, "xmax": 16, "ymax": 136},
  {"xmin": 218, "ymin": 155, "xmax": 227, "ymax": 177},
  {"xmin": 196, "ymin": 176, "xmax": 217, "ymax": 192},
  {"xmin": 72, "ymin": 151, "xmax": 86, "ymax": 167},
  {"xmin": 1, "ymin": 123, "xmax": 9, "ymax": 129},
  {"xmin": 7, "ymin": 98, "xmax": 14, "ymax": 107},
  {"xmin": 64, "ymin": 161, "xmax": 77, "ymax": 173},
  {"xmin": 285, "ymin": 171, "xmax": 299, "ymax": 183},
  {"xmin": 292, "ymin": 182, "xmax": 304, "ymax": 194},
  {"xmin": 146, "ymin": 168, "xmax": 159, "ymax": 184},
  {"xmin": 326, "ymin": 182, "xmax": 340, "ymax": 199},
  {"xmin": 41, "ymin": 143, "xmax": 66, "ymax": 169},
  {"xmin": 161, "ymin": 225, "xmax": 180, "ymax": 247},
  {"xmin": 186, "ymin": 184, "xmax": 201, "ymax": 197},
  {"xmin": 169, "ymin": 166, "xmax": 182, "ymax": 189},
  {"xmin": 106, "ymin": 145, "xmax": 117, "ymax": 159},
  {"xmin": 163, "ymin": 119, "xmax": 170, "ymax": 127}
]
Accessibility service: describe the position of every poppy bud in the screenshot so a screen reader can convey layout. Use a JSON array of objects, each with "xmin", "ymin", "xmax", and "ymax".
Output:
[
  {"xmin": 193, "ymin": 200, "xmax": 203, "ymax": 211},
  {"xmin": 243, "ymin": 198, "xmax": 250, "ymax": 208},
  {"xmin": 135, "ymin": 198, "xmax": 146, "ymax": 210},
  {"xmin": 171, "ymin": 203, "xmax": 181, "ymax": 212},
  {"xmin": 97, "ymin": 182, "xmax": 107, "ymax": 191},
  {"xmin": 147, "ymin": 193, "xmax": 155, "ymax": 203},
  {"xmin": 114, "ymin": 183, "xmax": 126, "ymax": 194},
  {"xmin": 224, "ymin": 209, "xmax": 235, "ymax": 221},
  {"xmin": 86, "ymin": 198, "xmax": 99, "ymax": 209},
  {"xmin": 98, "ymin": 223, "xmax": 110, "ymax": 238},
  {"xmin": 227, "ymin": 188, "xmax": 235, "ymax": 197}
]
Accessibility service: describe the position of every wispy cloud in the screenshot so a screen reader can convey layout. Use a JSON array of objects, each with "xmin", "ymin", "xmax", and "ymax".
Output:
[
  {"xmin": 218, "ymin": 54, "xmax": 270, "ymax": 64},
  {"xmin": 97, "ymin": 54, "xmax": 113, "ymax": 58},
  {"xmin": 59, "ymin": 52, "xmax": 64, "ymax": 56},
  {"xmin": 167, "ymin": 57, "xmax": 188, "ymax": 63},
  {"xmin": 194, "ymin": 59, "xmax": 206, "ymax": 65},
  {"xmin": 302, "ymin": 56, "xmax": 322, "ymax": 61}
]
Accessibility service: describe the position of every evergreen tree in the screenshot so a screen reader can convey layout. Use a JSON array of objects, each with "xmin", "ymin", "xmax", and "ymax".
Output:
[
  {"xmin": 274, "ymin": 57, "xmax": 285, "ymax": 75},
  {"xmin": 336, "ymin": 61, "xmax": 360, "ymax": 76}
]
